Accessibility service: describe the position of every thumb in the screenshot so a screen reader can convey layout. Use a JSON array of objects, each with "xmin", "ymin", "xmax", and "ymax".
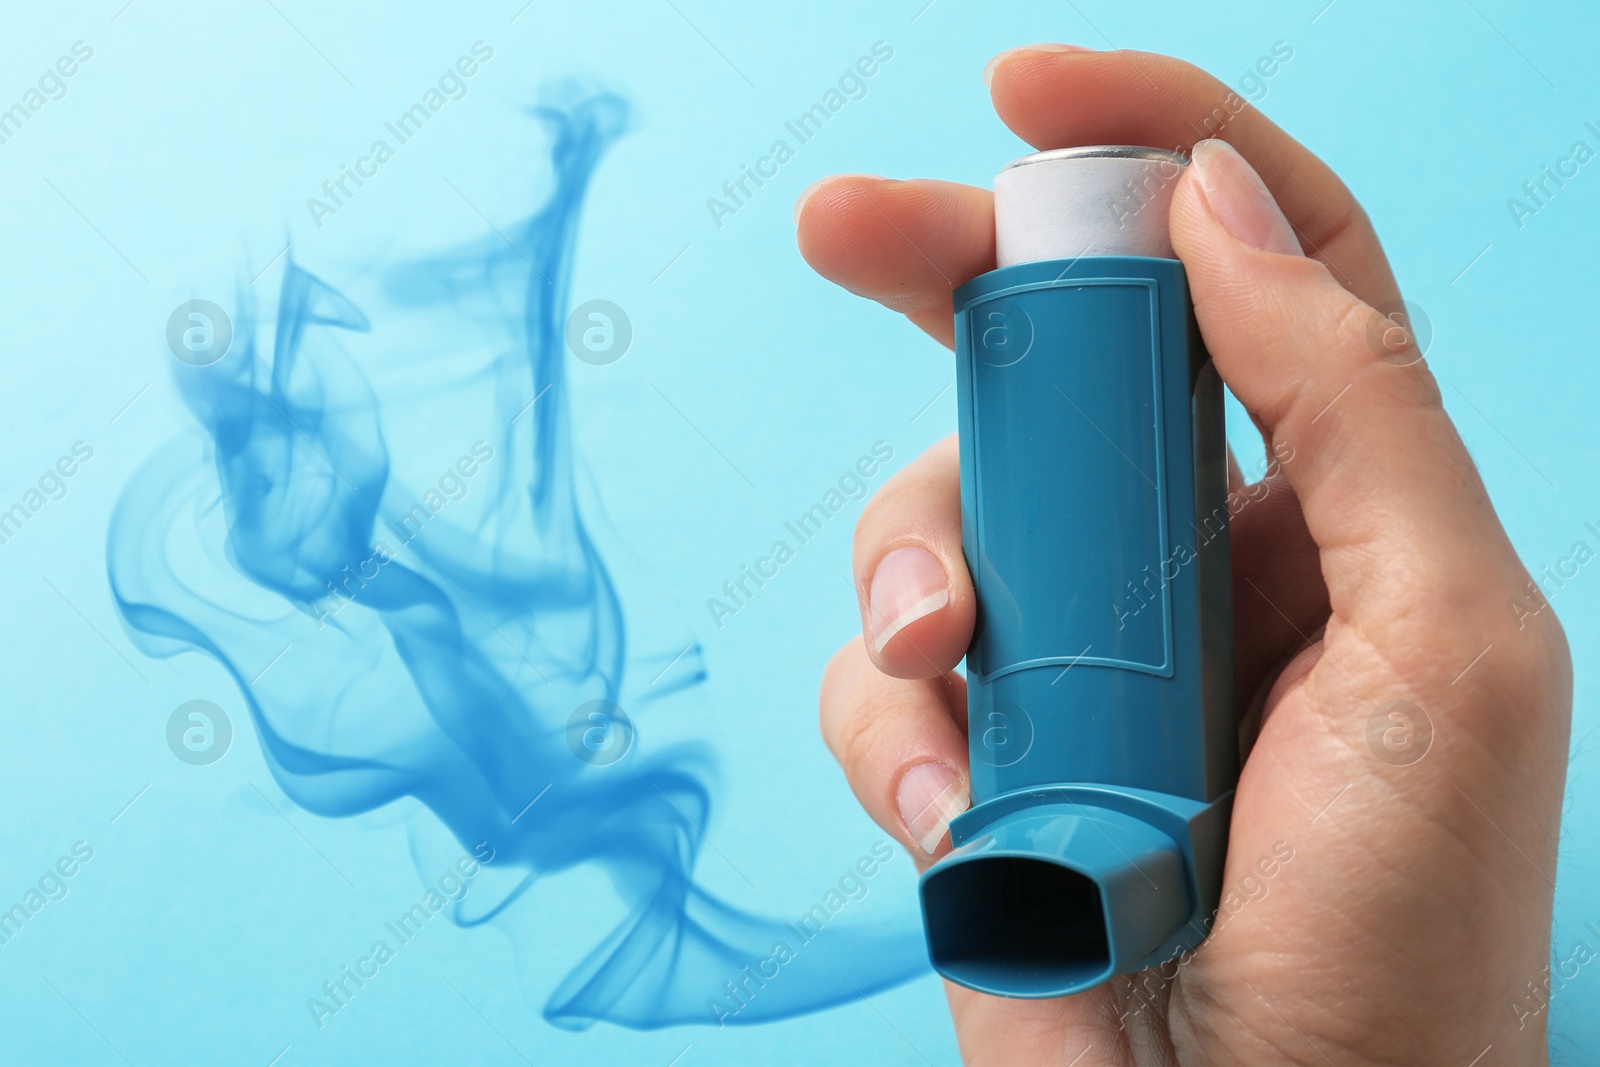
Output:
[{"xmin": 1168, "ymin": 138, "xmax": 1522, "ymax": 635}]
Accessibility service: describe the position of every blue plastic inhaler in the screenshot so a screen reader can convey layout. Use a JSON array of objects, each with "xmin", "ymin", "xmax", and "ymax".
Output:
[{"xmin": 918, "ymin": 146, "xmax": 1237, "ymax": 998}]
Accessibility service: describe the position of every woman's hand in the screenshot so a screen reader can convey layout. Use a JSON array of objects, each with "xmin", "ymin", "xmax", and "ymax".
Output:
[{"xmin": 796, "ymin": 46, "xmax": 1571, "ymax": 1066}]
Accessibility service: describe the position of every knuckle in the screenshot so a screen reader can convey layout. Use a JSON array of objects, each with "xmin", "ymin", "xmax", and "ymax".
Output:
[
  {"xmin": 1328, "ymin": 293, "xmax": 1379, "ymax": 356},
  {"xmin": 833, "ymin": 693, "xmax": 893, "ymax": 782},
  {"xmin": 819, "ymin": 640, "xmax": 859, "ymax": 728},
  {"xmin": 819, "ymin": 641, "xmax": 879, "ymax": 766},
  {"xmin": 852, "ymin": 437, "xmax": 959, "ymax": 567}
]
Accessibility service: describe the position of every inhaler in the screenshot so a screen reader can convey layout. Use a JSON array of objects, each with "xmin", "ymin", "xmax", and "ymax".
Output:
[{"xmin": 918, "ymin": 146, "xmax": 1237, "ymax": 998}]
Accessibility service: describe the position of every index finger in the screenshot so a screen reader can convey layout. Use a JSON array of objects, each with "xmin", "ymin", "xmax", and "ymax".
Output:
[
  {"xmin": 987, "ymin": 46, "xmax": 1401, "ymax": 309},
  {"xmin": 796, "ymin": 47, "xmax": 1401, "ymax": 346}
]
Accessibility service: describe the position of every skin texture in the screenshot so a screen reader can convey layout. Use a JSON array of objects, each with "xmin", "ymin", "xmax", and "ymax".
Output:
[{"xmin": 796, "ymin": 47, "xmax": 1572, "ymax": 1066}]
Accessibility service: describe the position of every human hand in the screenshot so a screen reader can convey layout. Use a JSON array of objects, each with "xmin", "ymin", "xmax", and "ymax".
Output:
[{"xmin": 796, "ymin": 46, "xmax": 1571, "ymax": 1066}]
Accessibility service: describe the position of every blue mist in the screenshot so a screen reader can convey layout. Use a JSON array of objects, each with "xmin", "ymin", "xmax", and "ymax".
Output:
[{"xmin": 105, "ymin": 92, "xmax": 926, "ymax": 1029}]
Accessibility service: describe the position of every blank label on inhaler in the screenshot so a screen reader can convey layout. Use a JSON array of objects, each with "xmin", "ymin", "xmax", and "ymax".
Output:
[{"xmin": 967, "ymin": 279, "xmax": 1172, "ymax": 679}]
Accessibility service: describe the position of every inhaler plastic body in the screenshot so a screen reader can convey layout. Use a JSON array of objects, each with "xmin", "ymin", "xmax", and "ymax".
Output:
[{"xmin": 918, "ymin": 147, "xmax": 1237, "ymax": 998}]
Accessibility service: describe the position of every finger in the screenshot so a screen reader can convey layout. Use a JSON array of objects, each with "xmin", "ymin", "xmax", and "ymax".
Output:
[
  {"xmin": 1219, "ymin": 440, "xmax": 1332, "ymax": 720},
  {"xmin": 1168, "ymin": 139, "xmax": 1522, "ymax": 640},
  {"xmin": 853, "ymin": 430, "xmax": 1330, "ymax": 718},
  {"xmin": 852, "ymin": 436, "xmax": 976, "ymax": 678},
  {"xmin": 819, "ymin": 640, "xmax": 969, "ymax": 866},
  {"xmin": 796, "ymin": 176, "xmax": 993, "ymax": 348},
  {"xmin": 852, "ymin": 430, "xmax": 1328, "ymax": 723},
  {"xmin": 795, "ymin": 48, "xmax": 1404, "ymax": 349},
  {"xmin": 1229, "ymin": 470, "xmax": 1328, "ymax": 720},
  {"xmin": 986, "ymin": 46, "xmax": 1401, "ymax": 310}
]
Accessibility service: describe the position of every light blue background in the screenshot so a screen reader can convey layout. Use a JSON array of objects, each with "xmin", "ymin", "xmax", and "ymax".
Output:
[{"xmin": 2, "ymin": 0, "xmax": 1597, "ymax": 1063}]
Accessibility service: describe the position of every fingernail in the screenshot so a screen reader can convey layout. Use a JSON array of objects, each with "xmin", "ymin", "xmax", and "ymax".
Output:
[
  {"xmin": 868, "ymin": 545, "xmax": 949, "ymax": 654},
  {"xmin": 794, "ymin": 173, "xmax": 882, "ymax": 225},
  {"xmin": 983, "ymin": 43, "xmax": 1093, "ymax": 88},
  {"xmin": 897, "ymin": 761, "xmax": 969, "ymax": 854},
  {"xmin": 1189, "ymin": 139, "xmax": 1302, "ymax": 256}
]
